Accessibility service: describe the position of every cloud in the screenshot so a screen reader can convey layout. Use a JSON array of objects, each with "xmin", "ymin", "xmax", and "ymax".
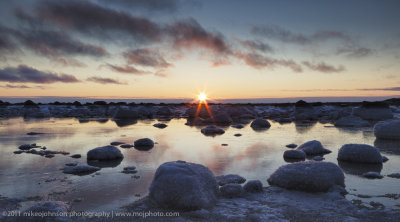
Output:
[
  {"xmin": 0, "ymin": 84, "xmax": 46, "ymax": 89},
  {"xmin": 123, "ymin": 48, "xmax": 172, "ymax": 68},
  {"xmin": 106, "ymin": 64, "xmax": 151, "ymax": 75},
  {"xmin": 87, "ymin": 76, "xmax": 127, "ymax": 85},
  {"xmin": 336, "ymin": 47, "xmax": 373, "ymax": 58},
  {"xmin": 358, "ymin": 86, "xmax": 400, "ymax": 91},
  {"xmin": 235, "ymin": 52, "xmax": 302, "ymax": 72},
  {"xmin": 32, "ymin": 0, "xmax": 162, "ymax": 43},
  {"xmin": 238, "ymin": 39, "xmax": 273, "ymax": 53},
  {"xmin": 96, "ymin": 0, "xmax": 181, "ymax": 13},
  {"xmin": 252, "ymin": 24, "xmax": 351, "ymax": 45},
  {"xmin": 0, "ymin": 65, "xmax": 80, "ymax": 83},
  {"xmin": 302, "ymin": 61, "xmax": 345, "ymax": 73},
  {"xmin": 167, "ymin": 18, "xmax": 231, "ymax": 55}
]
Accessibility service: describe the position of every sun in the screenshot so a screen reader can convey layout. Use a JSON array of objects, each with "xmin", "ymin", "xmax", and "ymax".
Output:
[{"xmin": 198, "ymin": 93, "xmax": 207, "ymax": 102}]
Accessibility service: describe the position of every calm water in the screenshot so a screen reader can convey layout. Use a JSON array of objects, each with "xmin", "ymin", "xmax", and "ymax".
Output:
[{"xmin": 0, "ymin": 118, "xmax": 399, "ymax": 210}]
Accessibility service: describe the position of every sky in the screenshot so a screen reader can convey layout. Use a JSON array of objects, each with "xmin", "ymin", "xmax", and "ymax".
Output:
[{"xmin": 0, "ymin": 0, "xmax": 400, "ymax": 101}]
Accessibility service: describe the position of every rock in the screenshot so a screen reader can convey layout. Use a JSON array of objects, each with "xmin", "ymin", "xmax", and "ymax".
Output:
[
  {"xmin": 110, "ymin": 141, "xmax": 125, "ymax": 146},
  {"xmin": 231, "ymin": 124, "xmax": 244, "ymax": 129},
  {"xmin": 337, "ymin": 144, "xmax": 382, "ymax": 164},
  {"xmin": 27, "ymin": 132, "xmax": 45, "ymax": 135},
  {"xmin": 18, "ymin": 144, "xmax": 34, "ymax": 150},
  {"xmin": 113, "ymin": 108, "xmax": 139, "ymax": 119},
  {"xmin": 387, "ymin": 173, "xmax": 400, "ymax": 179},
  {"xmin": 286, "ymin": 143, "xmax": 297, "ymax": 148},
  {"xmin": 234, "ymin": 133, "xmax": 242, "ymax": 137},
  {"xmin": 70, "ymin": 154, "xmax": 81, "ymax": 158},
  {"xmin": 243, "ymin": 180, "xmax": 263, "ymax": 193},
  {"xmin": 296, "ymin": 140, "xmax": 331, "ymax": 155},
  {"xmin": 353, "ymin": 106, "xmax": 393, "ymax": 120},
  {"xmin": 216, "ymin": 174, "xmax": 246, "ymax": 186},
  {"xmin": 221, "ymin": 144, "xmax": 228, "ymax": 146},
  {"xmin": 134, "ymin": 138, "xmax": 154, "ymax": 150},
  {"xmin": 120, "ymin": 144, "xmax": 134, "ymax": 148},
  {"xmin": 382, "ymin": 156, "xmax": 389, "ymax": 162},
  {"xmin": 219, "ymin": 184, "xmax": 244, "ymax": 198},
  {"xmin": 153, "ymin": 123, "xmax": 168, "ymax": 128},
  {"xmin": 250, "ymin": 118, "xmax": 271, "ymax": 130},
  {"xmin": 200, "ymin": 125, "xmax": 225, "ymax": 136},
  {"xmin": 65, "ymin": 162, "xmax": 78, "ymax": 166},
  {"xmin": 283, "ymin": 150, "xmax": 306, "ymax": 160},
  {"xmin": 334, "ymin": 116, "xmax": 370, "ymax": 127},
  {"xmin": 156, "ymin": 106, "xmax": 172, "ymax": 116},
  {"xmin": 13, "ymin": 150, "xmax": 24, "ymax": 154},
  {"xmin": 45, "ymin": 154, "xmax": 55, "ymax": 158},
  {"xmin": 87, "ymin": 145, "xmax": 124, "ymax": 161},
  {"xmin": 212, "ymin": 112, "xmax": 233, "ymax": 125},
  {"xmin": 25, "ymin": 201, "xmax": 69, "ymax": 213},
  {"xmin": 63, "ymin": 165, "xmax": 100, "ymax": 175},
  {"xmin": 267, "ymin": 161, "xmax": 345, "ymax": 192},
  {"xmin": 363, "ymin": 172, "xmax": 384, "ymax": 179},
  {"xmin": 374, "ymin": 119, "xmax": 400, "ymax": 140},
  {"xmin": 313, "ymin": 156, "xmax": 324, "ymax": 161},
  {"xmin": 149, "ymin": 161, "xmax": 218, "ymax": 211},
  {"xmin": 122, "ymin": 166, "xmax": 137, "ymax": 174}
]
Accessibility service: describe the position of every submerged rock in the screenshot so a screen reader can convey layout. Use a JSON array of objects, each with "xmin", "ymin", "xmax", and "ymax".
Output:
[
  {"xmin": 374, "ymin": 119, "xmax": 400, "ymax": 140},
  {"xmin": 286, "ymin": 143, "xmax": 298, "ymax": 148},
  {"xmin": 337, "ymin": 144, "xmax": 382, "ymax": 164},
  {"xmin": 296, "ymin": 140, "xmax": 331, "ymax": 155},
  {"xmin": 110, "ymin": 141, "xmax": 125, "ymax": 146},
  {"xmin": 250, "ymin": 118, "xmax": 271, "ymax": 130},
  {"xmin": 70, "ymin": 154, "xmax": 81, "ymax": 159},
  {"xmin": 231, "ymin": 124, "xmax": 244, "ymax": 129},
  {"xmin": 87, "ymin": 145, "xmax": 124, "ymax": 161},
  {"xmin": 334, "ymin": 116, "xmax": 370, "ymax": 127},
  {"xmin": 134, "ymin": 138, "xmax": 154, "ymax": 150},
  {"xmin": 149, "ymin": 161, "xmax": 218, "ymax": 211},
  {"xmin": 216, "ymin": 174, "xmax": 246, "ymax": 186},
  {"xmin": 387, "ymin": 173, "xmax": 400, "ymax": 179},
  {"xmin": 120, "ymin": 144, "xmax": 134, "ymax": 148},
  {"xmin": 27, "ymin": 132, "xmax": 45, "ymax": 135},
  {"xmin": 153, "ymin": 123, "xmax": 168, "ymax": 128},
  {"xmin": 219, "ymin": 184, "xmax": 244, "ymax": 198},
  {"xmin": 63, "ymin": 165, "xmax": 100, "ymax": 175},
  {"xmin": 243, "ymin": 180, "xmax": 263, "ymax": 193},
  {"xmin": 267, "ymin": 161, "xmax": 345, "ymax": 192},
  {"xmin": 200, "ymin": 125, "xmax": 225, "ymax": 136},
  {"xmin": 313, "ymin": 156, "xmax": 324, "ymax": 161},
  {"xmin": 283, "ymin": 150, "xmax": 306, "ymax": 160},
  {"xmin": 122, "ymin": 166, "xmax": 137, "ymax": 174},
  {"xmin": 18, "ymin": 144, "xmax": 36, "ymax": 150},
  {"xmin": 363, "ymin": 172, "xmax": 384, "ymax": 179}
]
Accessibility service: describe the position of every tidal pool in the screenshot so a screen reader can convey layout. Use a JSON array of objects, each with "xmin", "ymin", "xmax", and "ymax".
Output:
[{"xmin": 0, "ymin": 117, "xmax": 399, "ymax": 211}]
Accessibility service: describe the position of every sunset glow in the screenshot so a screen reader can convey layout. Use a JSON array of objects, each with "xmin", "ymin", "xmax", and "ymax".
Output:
[{"xmin": 198, "ymin": 93, "xmax": 207, "ymax": 102}]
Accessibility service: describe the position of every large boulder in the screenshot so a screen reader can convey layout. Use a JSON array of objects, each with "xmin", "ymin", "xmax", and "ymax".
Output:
[
  {"xmin": 267, "ymin": 161, "xmax": 345, "ymax": 192},
  {"xmin": 334, "ymin": 116, "xmax": 370, "ymax": 127},
  {"xmin": 374, "ymin": 119, "xmax": 400, "ymax": 140},
  {"xmin": 250, "ymin": 118, "xmax": 271, "ymax": 130},
  {"xmin": 113, "ymin": 108, "xmax": 139, "ymax": 119},
  {"xmin": 296, "ymin": 140, "xmax": 331, "ymax": 155},
  {"xmin": 149, "ymin": 161, "xmax": 218, "ymax": 211},
  {"xmin": 243, "ymin": 180, "xmax": 263, "ymax": 193},
  {"xmin": 87, "ymin": 145, "xmax": 124, "ymax": 161},
  {"xmin": 337, "ymin": 144, "xmax": 382, "ymax": 164}
]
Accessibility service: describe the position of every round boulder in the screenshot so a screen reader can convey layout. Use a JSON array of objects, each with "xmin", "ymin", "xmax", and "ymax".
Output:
[
  {"xmin": 243, "ymin": 180, "xmax": 263, "ymax": 193},
  {"xmin": 267, "ymin": 161, "xmax": 345, "ymax": 192},
  {"xmin": 149, "ymin": 161, "xmax": 218, "ymax": 211},
  {"xmin": 296, "ymin": 140, "xmax": 331, "ymax": 155},
  {"xmin": 134, "ymin": 138, "xmax": 155, "ymax": 150},
  {"xmin": 374, "ymin": 119, "xmax": 400, "ymax": 140},
  {"xmin": 200, "ymin": 125, "xmax": 225, "ymax": 136},
  {"xmin": 250, "ymin": 118, "xmax": 271, "ymax": 130},
  {"xmin": 283, "ymin": 150, "xmax": 306, "ymax": 160},
  {"xmin": 337, "ymin": 144, "xmax": 382, "ymax": 164},
  {"xmin": 87, "ymin": 145, "xmax": 124, "ymax": 161}
]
